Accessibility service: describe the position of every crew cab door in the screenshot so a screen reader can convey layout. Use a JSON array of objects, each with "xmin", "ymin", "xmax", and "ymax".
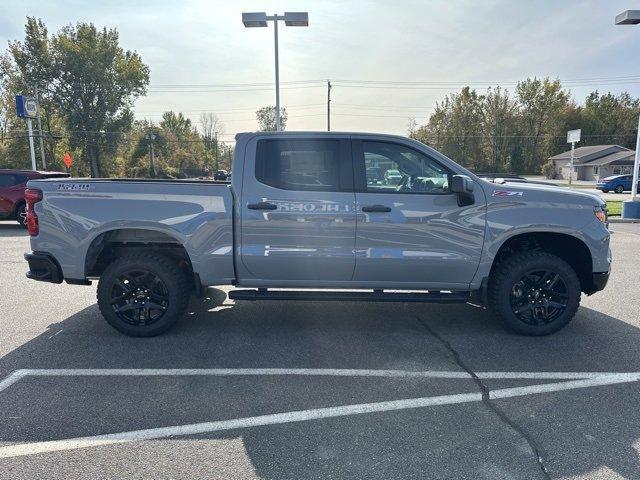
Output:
[
  {"xmin": 239, "ymin": 136, "xmax": 356, "ymax": 283},
  {"xmin": 352, "ymin": 138, "xmax": 485, "ymax": 289}
]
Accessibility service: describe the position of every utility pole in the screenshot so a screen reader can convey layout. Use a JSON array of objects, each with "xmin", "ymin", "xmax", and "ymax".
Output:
[
  {"xmin": 214, "ymin": 132, "xmax": 219, "ymax": 171},
  {"xmin": 34, "ymin": 85, "xmax": 46, "ymax": 169},
  {"xmin": 566, "ymin": 129, "xmax": 580, "ymax": 186},
  {"xmin": 327, "ymin": 80, "xmax": 332, "ymax": 131},
  {"xmin": 146, "ymin": 132, "xmax": 156, "ymax": 178},
  {"xmin": 273, "ymin": 16, "xmax": 281, "ymax": 131},
  {"xmin": 569, "ymin": 142, "xmax": 575, "ymax": 186}
]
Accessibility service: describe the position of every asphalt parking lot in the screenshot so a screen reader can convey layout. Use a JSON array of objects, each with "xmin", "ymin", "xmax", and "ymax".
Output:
[{"xmin": 1, "ymin": 221, "xmax": 639, "ymax": 479}]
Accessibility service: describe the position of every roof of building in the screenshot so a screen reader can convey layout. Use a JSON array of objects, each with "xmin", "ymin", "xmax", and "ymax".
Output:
[
  {"xmin": 549, "ymin": 145, "xmax": 630, "ymax": 162},
  {"xmin": 585, "ymin": 150, "xmax": 636, "ymax": 166}
]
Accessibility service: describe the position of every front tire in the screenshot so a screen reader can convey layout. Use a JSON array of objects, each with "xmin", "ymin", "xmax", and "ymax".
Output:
[
  {"xmin": 601, "ymin": 189, "xmax": 609, "ymax": 193},
  {"xmin": 97, "ymin": 252, "xmax": 190, "ymax": 337},
  {"xmin": 489, "ymin": 251, "xmax": 581, "ymax": 336}
]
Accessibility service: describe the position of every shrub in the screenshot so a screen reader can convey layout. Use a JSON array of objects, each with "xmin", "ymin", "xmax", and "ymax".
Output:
[{"xmin": 541, "ymin": 160, "xmax": 557, "ymax": 179}]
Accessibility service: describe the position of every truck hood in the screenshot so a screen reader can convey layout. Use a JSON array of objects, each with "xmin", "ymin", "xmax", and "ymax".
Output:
[{"xmin": 482, "ymin": 180, "xmax": 604, "ymax": 206}]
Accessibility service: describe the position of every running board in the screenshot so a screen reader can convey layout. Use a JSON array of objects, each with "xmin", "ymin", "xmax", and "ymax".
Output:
[{"xmin": 228, "ymin": 289, "xmax": 470, "ymax": 303}]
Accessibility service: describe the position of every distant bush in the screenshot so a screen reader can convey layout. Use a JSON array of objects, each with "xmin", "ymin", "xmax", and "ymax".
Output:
[{"xmin": 542, "ymin": 160, "xmax": 557, "ymax": 179}]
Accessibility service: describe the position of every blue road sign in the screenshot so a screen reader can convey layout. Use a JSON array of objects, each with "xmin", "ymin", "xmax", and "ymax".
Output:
[{"xmin": 15, "ymin": 95, "xmax": 38, "ymax": 119}]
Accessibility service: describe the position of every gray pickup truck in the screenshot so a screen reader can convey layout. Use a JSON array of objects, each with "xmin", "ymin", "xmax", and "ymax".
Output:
[{"xmin": 23, "ymin": 132, "xmax": 611, "ymax": 337}]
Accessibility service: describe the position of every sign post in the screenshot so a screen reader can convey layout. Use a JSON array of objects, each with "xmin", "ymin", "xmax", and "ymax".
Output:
[
  {"xmin": 15, "ymin": 95, "xmax": 39, "ymax": 171},
  {"xmin": 566, "ymin": 129, "xmax": 581, "ymax": 185}
]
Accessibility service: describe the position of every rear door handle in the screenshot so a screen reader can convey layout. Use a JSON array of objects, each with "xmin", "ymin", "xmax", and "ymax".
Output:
[
  {"xmin": 361, "ymin": 204, "xmax": 391, "ymax": 213},
  {"xmin": 248, "ymin": 201, "xmax": 278, "ymax": 210}
]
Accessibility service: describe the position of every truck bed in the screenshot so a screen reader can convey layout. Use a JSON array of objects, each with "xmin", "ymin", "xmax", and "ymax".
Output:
[{"xmin": 27, "ymin": 178, "xmax": 235, "ymax": 285}]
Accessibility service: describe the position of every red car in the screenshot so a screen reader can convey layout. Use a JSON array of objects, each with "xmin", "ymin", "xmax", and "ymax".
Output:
[{"xmin": 0, "ymin": 169, "xmax": 70, "ymax": 227}]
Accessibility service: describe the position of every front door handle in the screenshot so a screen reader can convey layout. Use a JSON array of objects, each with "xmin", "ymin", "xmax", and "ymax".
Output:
[
  {"xmin": 248, "ymin": 201, "xmax": 278, "ymax": 210},
  {"xmin": 362, "ymin": 204, "xmax": 391, "ymax": 213}
]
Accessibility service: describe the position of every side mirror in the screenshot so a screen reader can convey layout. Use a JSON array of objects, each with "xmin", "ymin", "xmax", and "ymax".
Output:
[{"xmin": 451, "ymin": 174, "xmax": 475, "ymax": 206}]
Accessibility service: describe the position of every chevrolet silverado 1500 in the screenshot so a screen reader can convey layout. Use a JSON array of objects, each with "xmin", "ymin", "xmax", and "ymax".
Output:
[{"xmin": 23, "ymin": 132, "xmax": 611, "ymax": 336}]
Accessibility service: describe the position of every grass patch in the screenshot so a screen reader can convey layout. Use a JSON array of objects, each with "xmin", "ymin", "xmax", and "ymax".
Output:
[
  {"xmin": 558, "ymin": 184, "xmax": 595, "ymax": 189},
  {"xmin": 606, "ymin": 200, "xmax": 622, "ymax": 217}
]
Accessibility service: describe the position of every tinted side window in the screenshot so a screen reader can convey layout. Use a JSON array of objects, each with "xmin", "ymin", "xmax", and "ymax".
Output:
[
  {"xmin": 0, "ymin": 174, "xmax": 18, "ymax": 187},
  {"xmin": 361, "ymin": 141, "xmax": 451, "ymax": 194},
  {"xmin": 256, "ymin": 139, "xmax": 351, "ymax": 192}
]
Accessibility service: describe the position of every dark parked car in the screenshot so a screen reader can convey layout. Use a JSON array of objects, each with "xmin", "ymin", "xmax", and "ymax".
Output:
[
  {"xmin": 596, "ymin": 174, "xmax": 640, "ymax": 193},
  {"xmin": 213, "ymin": 170, "xmax": 228, "ymax": 181},
  {"xmin": 0, "ymin": 169, "xmax": 70, "ymax": 227}
]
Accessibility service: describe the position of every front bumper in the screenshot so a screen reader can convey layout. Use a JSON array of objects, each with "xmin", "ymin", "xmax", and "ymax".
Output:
[
  {"xmin": 587, "ymin": 271, "xmax": 609, "ymax": 295},
  {"xmin": 24, "ymin": 252, "xmax": 63, "ymax": 284}
]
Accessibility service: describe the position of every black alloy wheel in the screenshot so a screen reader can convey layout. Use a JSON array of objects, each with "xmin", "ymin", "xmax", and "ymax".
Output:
[
  {"xmin": 509, "ymin": 269, "xmax": 568, "ymax": 325},
  {"xmin": 489, "ymin": 251, "xmax": 581, "ymax": 336},
  {"xmin": 109, "ymin": 269, "xmax": 170, "ymax": 326},
  {"xmin": 97, "ymin": 253, "xmax": 190, "ymax": 336}
]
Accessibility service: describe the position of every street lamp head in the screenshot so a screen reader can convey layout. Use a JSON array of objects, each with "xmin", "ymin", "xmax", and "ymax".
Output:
[
  {"xmin": 615, "ymin": 10, "xmax": 640, "ymax": 25},
  {"xmin": 242, "ymin": 12, "xmax": 268, "ymax": 27},
  {"xmin": 284, "ymin": 12, "xmax": 309, "ymax": 27}
]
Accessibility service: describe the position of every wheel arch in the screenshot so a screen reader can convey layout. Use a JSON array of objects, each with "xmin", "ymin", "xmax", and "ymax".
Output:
[
  {"xmin": 85, "ymin": 228, "xmax": 196, "ymax": 287},
  {"xmin": 489, "ymin": 231, "xmax": 593, "ymax": 293},
  {"xmin": 12, "ymin": 199, "xmax": 25, "ymax": 217}
]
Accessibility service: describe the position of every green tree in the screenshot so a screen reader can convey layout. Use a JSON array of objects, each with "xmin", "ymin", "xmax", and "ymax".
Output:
[
  {"xmin": 50, "ymin": 22, "xmax": 149, "ymax": 177},
  {"xmin": 481, "ymin": 87, "xmax": 518, "ymax": 172},
  {"xmin": 516, "ymin": 78, "xmax": 570, "ymax": 172},
  {"xmin": 411, "ymin": 87, "xmax": 484, "ymax": 170},
  {"xmin": 199, "ymin": 112, "xmax": 224, "ymax": 173},
  {"xmin": 580, "ymin": 91, "xmax": 640, "ymax": 148},
  {"xmin": 256, "ymin": 106, "xmax": 288, "ymax": 131}
]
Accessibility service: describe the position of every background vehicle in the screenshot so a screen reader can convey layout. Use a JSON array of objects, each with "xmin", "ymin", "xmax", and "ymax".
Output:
[
  {"xmin": 0, "ymin": 169, "xmax": 69, "ymax": 226},
  {"xmin": 383, "ymin": 168, "xmax": 402, "ymax": 185},
  {"xmin": 596, "ymin": 174, "xmax": 640, "ymax": 193},
  {"xmin": 23, "ymin": 132, "xmax": 610, "ymax": 337},
  {"xmin": 213, "ymin": 169, "xmax": 228, "ymax": 181},
  {"xmin": 476, "ymin": 173, "xmax": 526, "ymax": 182}
]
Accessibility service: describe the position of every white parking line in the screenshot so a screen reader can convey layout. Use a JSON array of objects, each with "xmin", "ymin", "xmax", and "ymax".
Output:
[
  {"xmin": 1, "ymin": 367, "xmax": 635, "ymax": 389},
  {"xmin": 0, "ymin": 370, "xmax": 28, "ymax": 393},
  {"xmin": 1, "ymin": 372, "xmax": 639, "ymax": 459}
]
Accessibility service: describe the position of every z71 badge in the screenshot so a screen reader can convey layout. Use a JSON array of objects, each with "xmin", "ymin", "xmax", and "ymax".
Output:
[
  {"xmin": 57, "ymin": 183, "xmax": 92, "ymax": 191},
  {"xmin": 492, "ymin": 190, "xmax": 523, "ymax": 197}
]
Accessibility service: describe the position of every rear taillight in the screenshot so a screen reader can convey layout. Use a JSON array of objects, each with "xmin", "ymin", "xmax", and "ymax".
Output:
[{"xmin": 24, "ymin": 188, "xmax": 43, "ymax": 236}]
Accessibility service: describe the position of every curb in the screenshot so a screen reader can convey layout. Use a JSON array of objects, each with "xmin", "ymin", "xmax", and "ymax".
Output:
[{"xmin": 608, "ymin": 218, "xmax": 640, "ymax": 224}]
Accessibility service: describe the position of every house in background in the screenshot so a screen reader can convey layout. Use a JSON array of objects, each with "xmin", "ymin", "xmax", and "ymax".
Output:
[{"xmin": 549, "ymin": 145, "xmax": 635, "ymax": 181}]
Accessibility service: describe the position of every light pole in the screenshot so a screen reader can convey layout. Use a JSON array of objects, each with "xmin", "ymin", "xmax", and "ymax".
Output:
[
  {"xmin": 242, "ymin": 12, "xmax": 309, "ymax": 131},
  {"xmin": 616, "ymin": 10, "xmax": 640, "ymax": 218}
]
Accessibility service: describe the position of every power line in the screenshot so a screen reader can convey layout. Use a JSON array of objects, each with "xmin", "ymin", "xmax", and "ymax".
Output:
[
  {"xmin": 148, "ymin": 85, "xmax": 325, "ymax": 93},
  {"xmin": 145, "ymin": 74, "xmax": 640, "ymax": 91}
]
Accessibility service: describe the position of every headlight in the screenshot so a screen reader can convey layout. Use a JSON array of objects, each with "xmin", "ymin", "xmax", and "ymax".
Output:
[{"xmin": 594, "ymin": 205, "xmax": 607, "ymax": 223}]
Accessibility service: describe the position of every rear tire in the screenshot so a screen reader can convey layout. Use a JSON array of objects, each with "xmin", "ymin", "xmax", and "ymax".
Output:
[
  {"xmin": 614, "ymin": 185, "xmax": 624, "ymax": 193},
  {"xmin": 97, "ymin": 252, "xmax": 190, "ymax": 337},
  {"xmin": 489, "ymin": 251, "xmax": 581, "ymax": 336}
]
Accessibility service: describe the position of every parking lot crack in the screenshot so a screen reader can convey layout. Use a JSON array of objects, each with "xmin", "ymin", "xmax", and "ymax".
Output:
[{"xmin": 415, "ymin": 316, "xmax": 552, "ymax": 480}]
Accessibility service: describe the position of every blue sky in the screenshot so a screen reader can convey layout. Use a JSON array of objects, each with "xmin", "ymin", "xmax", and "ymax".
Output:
[{"xmin": 1, "ymin": 0, "xmax": 640, "ymax": 142}]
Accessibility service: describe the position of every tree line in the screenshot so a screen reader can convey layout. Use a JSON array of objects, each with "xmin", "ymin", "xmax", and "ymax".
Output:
[
  {"xmin": 409, "ymin": 79, "xmax": 640, "ymax": 174},
  {"xmin": 0, "ymin": 18, "xmax": 284, "ymax": 177}
]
